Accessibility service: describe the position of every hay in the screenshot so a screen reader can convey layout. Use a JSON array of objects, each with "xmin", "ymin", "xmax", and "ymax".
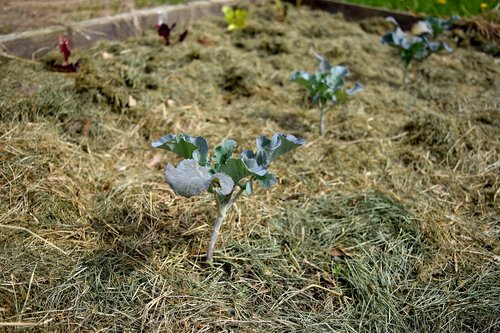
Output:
[{"xmin": 1, "ymin": 3, "xmax": 499, "ymax": 332}]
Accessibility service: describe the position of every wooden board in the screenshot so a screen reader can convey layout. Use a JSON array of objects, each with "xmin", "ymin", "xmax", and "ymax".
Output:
[
  {"xmin": 287, "ymin": 0, "xmax": 421, "ymax": 29},
  {"xmin": 0, "ymin": 0, "xmax": 243, "ymax": 59}
]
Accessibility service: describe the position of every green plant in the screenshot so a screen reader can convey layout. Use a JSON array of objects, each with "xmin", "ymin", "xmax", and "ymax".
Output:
[
  {"xmin": 152, "ymin": 133, "xmax": 305, "ymax": 261},
  {"xmin": 274, "ymin": 0, "xmax": 288, "ymax": 22},
  {"xmin": 381, "ymin": 17, "xmax": 453, "ymax": 86},
  {"xmin": 290, "ymin": 54, "xmax": 363, "ymax": 135},
  {"xmin": 222, "ymin": 5, "xmax": 248, "ymax": 31}
]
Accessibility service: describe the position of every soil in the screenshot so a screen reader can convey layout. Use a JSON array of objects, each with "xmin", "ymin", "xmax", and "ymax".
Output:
[{"xmin": 0, "ymin": 3, "xmax": 499, "ymax": 332}]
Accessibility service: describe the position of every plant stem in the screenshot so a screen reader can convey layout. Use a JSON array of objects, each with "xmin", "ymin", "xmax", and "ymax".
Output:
[
  {"xmin": 319, "ymin": 104, "xmax": 325, "ymax": 136},
  {"xmin": 206, "ymin": 204, "xmax": 227, "ymax": 261},
  {"xmin": 402, "ymin": 63, "xmax": 409, "ymax": 87},
  {"xmin": 206, "ymin": 178, "xmax": 253, "ymax": 261}
]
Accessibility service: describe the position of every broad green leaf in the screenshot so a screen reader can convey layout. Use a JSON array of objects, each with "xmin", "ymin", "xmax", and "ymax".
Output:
[
  {"xmin": 164, "ymin": 159, "xmax": 212, "ymax": 197},
  {"xmin": 242, "ymin": 149, "xmax": 268, "ymax": 173},
  {"xmin": 315, "ymin": 53, "xmax": 332, "ymax": 72},
  {"xmin": 212, "ymin": 139, "xmax": 237, "ymax": 168},
  {"xmin": 256, "ymin": 172, "xmax": 277, "ymax": 188},
  {"xmin": 290, "ymin": 71, "xmax": 314, "ymax": 92},
  {"xmin": 256, "ymin": 133, "xmax": 305, "ymax": 164},
  {"xmin": 152, "ymin": 134, "xmax": 209, "ymax": 165},
  {"xmin": 193, "ymin": 136, "xmax": 209, "ymax": 165},
  {"xmin": 219, "ymin": 159, "xmax": 253, "ymax": 184},
  {"xmin": 346, "ymin": 82, "xmax": 363, "ymax": 95},
  {"xmin": 219, "ymin": 156, "xmax": 266, "ymax": 184},
  {"xmin": 211, "ymin": 172, "xmax": 235, "ymax": 196}
]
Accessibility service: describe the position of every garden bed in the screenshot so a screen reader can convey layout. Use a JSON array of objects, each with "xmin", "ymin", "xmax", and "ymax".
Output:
[{"xmin": 1, "ymin": 3, "xmax": 499, "ymax": 332}]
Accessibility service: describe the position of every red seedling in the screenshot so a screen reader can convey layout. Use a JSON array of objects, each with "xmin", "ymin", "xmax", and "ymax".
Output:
[
  {"xmin": 156, "ymin": 22, "xmax": 176, "ymax": 46},
  {"xmin": 51, "ymin": 35, "xmax": 80, "ymax": 73},
  {"xmin": 58, "ymin": 35, "xmax": 71, "ymax": 65}
]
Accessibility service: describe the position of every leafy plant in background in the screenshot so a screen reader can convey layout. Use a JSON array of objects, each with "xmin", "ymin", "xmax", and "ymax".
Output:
[
  {"xmin": 290, "ymin": 54, "xmax": 363, "ymax": 135},
  {"xmin": 51, "ymin": 35, "xmax": 81, "ymax": 73},
  {"xmin": 222, "ymin": 5, "xmax": 248, "ymax": 31},
  {"xmin": 152, "ymin": 133, "xmax": 305, "ymax": 261},
  {"xmin": 381, "ymin": 17, "xmax": 453, "ymax": 86},
  {"xmin": 418, "ymin": 16, "xmax": 458, "ymax": 37}
]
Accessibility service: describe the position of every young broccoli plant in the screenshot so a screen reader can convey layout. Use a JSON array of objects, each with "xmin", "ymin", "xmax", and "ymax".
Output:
[
  {"xmin": 152, "ymin": 133, "xmax": 305, "ymax": 261},
  {"xmin": 381, "ymin": 17, "xmax": 453, "ymax": 86},
  {"xmin": 290, "ymin": 54, "xmax": 363, "ymax": 135}
]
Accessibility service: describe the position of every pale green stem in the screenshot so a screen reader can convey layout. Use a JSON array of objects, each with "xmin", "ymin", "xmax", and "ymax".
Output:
[
  {"xmin": 319, "ymin": 103, "xmax": 325, "ymax": 136},
  {"xmin": 206, "ymin": 193, "xmax": 228, "ymax": 261},
  {"xmin": 402, "ymin": 63, "xmax": 409, "ymax": 87},
  {"xmin": 206, "ymin": 180, "xmax": 250, "ymax": 261}
]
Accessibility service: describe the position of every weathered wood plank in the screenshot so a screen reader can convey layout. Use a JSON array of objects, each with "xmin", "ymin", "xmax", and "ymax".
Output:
[
  {"xmin": 287, "ymin": 0, "xmax": 422, "ymax": 29},
  {"xmin": 0, "ymin": 0, "xmax": 243, "ymax": 59}
]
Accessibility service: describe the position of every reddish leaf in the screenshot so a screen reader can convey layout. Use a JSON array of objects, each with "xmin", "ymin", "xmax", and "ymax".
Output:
[
  {"xmin": 58, "ymin": 35, "xmax": 72, "ymax": 65},
  {"xmin": 179, "ymin": 29, "xmax": 189, "ymax": 43},
  {"xmin": 156, "ymin": 22, "xmax": 176, "ymax": 46}
]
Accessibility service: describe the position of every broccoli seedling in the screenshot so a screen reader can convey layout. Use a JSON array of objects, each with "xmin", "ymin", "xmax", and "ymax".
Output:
[
  {"xmin": 290, "ymin": 54, "xmax": 363, "ymax": 135},
  {"xmin": 381, "ymin": 17, "xmax": 453, "ymax": 86},
  {"xmin": 51, "ymin": 35, "xmax": 81, "ymax": 73},
  {"xmin": 152, "ymin": 133, "xmax": 305, "ymax": 261},
  {"xmin": 222, "ymin": 5, "xmax": 248, "ymax": 32}
]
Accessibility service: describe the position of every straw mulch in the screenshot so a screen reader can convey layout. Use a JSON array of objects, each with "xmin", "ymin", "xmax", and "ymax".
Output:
[{"xmin": 1, "ymin": 3, "xmax": 499, "ymax": 332}]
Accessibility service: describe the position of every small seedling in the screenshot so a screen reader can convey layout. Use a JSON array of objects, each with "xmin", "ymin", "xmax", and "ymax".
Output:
[
  {"xmin": 156, "ymin": 17, "xmax": 189, "ymax": 46},
  {"xmin": 59, "ymin": 35, "xmax": 71, "ymax": 65},
  {"xmin": 156, "ymin": 21, "xmax": 176, "ymax": 46},
  {"xmin": 381, "ymin": 17, "xmax": 453, "ymax": 86},
  {"xmin": 152, "ymin": 133, "xmax": 305, "ymax": 261},
  {"xmin": 290, "ymin": 54, "xmax": 363, "ymax": 135},
  {"xmin": 51, "ymin": 35, "xmax": 81, "ymax": 73},
  {"xmin": 222, "ymin": 5, "xmax": 248, "ymax": 32},
  {"xmin": 274, "ymin": 0, "xmax": 288, "ymax": 22}
]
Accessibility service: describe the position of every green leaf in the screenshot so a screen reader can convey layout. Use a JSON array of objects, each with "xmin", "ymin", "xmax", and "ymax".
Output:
[
  {"xmin": 256, "ymin": 133, "xmax": 305, "ymax": 165},
  {"xmin": 164, "ymin": 159, "xmax": 212, "ymax": 197},
  {"xmin": 256, "ymin": 172, "xmax": 276, "ymax": 188},
  {"xmin": 211, "ymin": 173, "xmax": 235, "ymax": 196},
  {"xmin": 219, "ymin": 159, "xmax": 253, "ymax": 184},
  {"xmin": 314, "ymin": 53, "xmax": 332, "ymax": 72},
  {"xmin": 219, "ymin": 155, "xmax": 267, "ymax": 184},
  {"xmin": 222, "ymin": 5, "xmax": 247, "ymax": 31},
  {"xmin": 290, "ymin": 71, "xmax": 314, "ymax": 92},
  {"xmin": 152, "ymin": 134, "xmax": 209, "ymax": 166},
  {"xmin": 212, "ymin": 139, "xmax": 237, "ymax": 169}
]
